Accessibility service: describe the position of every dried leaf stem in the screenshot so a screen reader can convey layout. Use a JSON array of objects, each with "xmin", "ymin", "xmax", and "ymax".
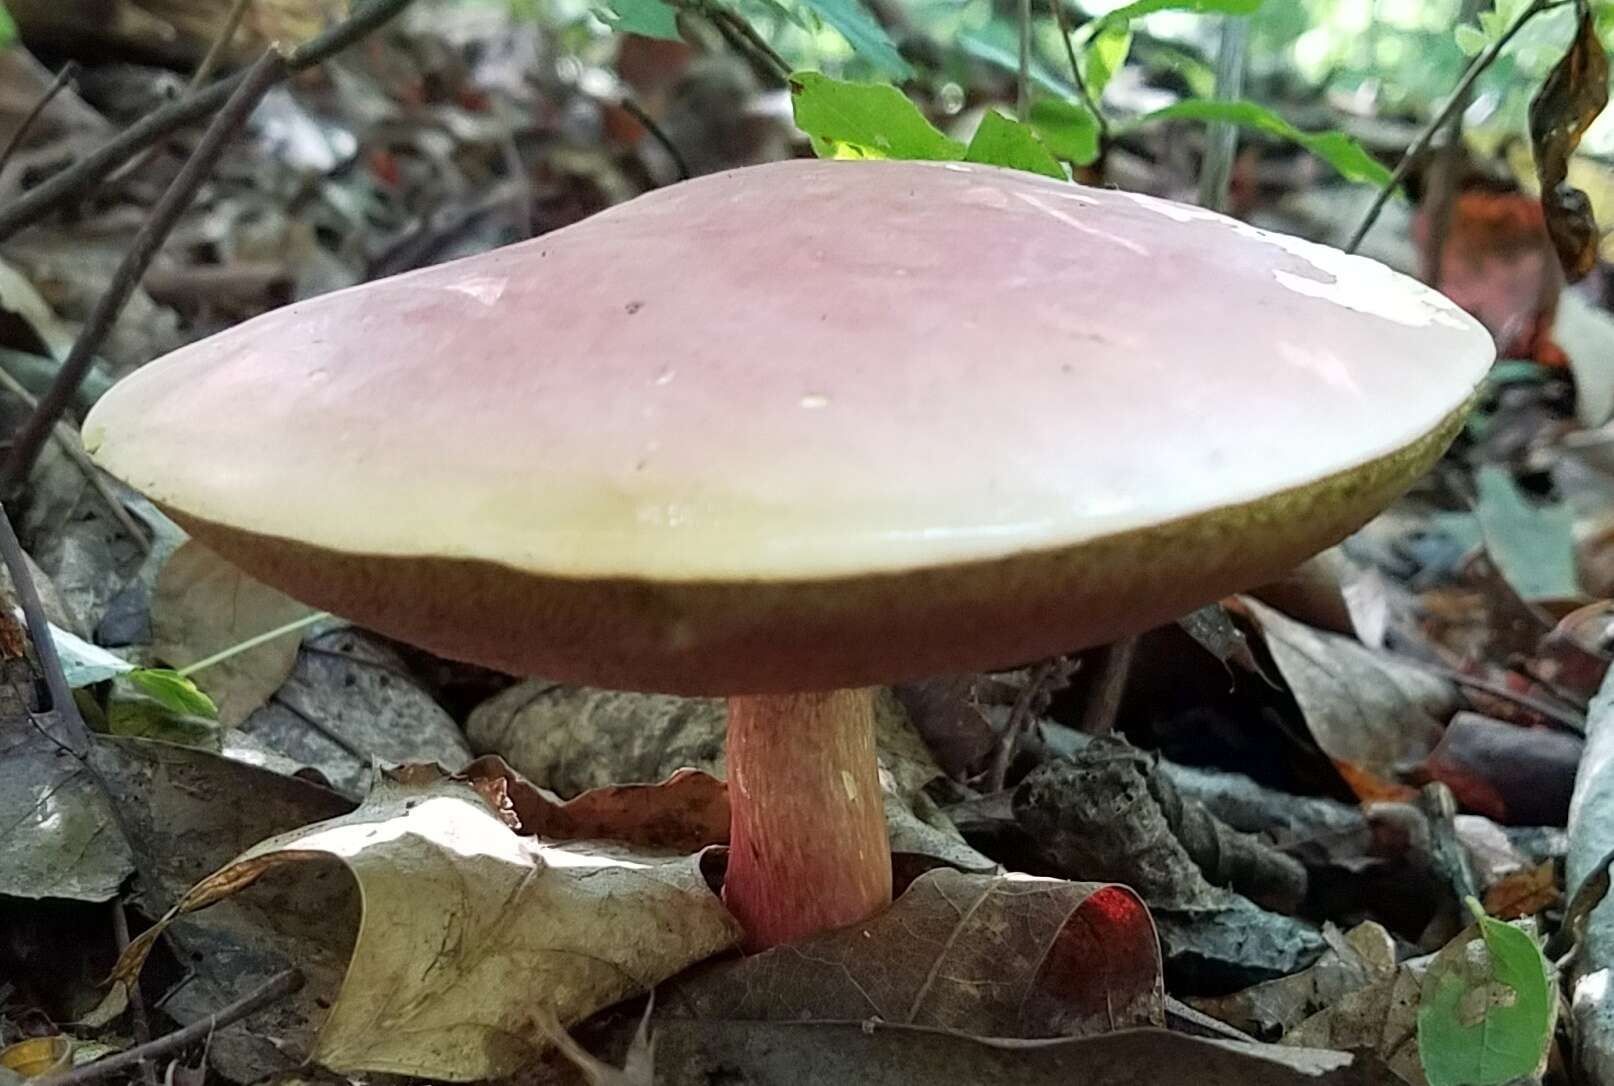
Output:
[{"xmin": 1345, "ymin": 0, "xmax": 1562, "ymax": 253}]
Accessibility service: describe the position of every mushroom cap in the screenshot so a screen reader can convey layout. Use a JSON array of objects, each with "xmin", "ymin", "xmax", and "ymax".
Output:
[{"xmin": 85, "ymin": 159, "xmax": 1492, "ymax": 695}]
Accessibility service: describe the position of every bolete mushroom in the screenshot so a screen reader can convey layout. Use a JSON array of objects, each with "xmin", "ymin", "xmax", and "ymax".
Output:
[{"xmin": 83, "ymin": 159, "xmax": 1494, "ymax": 950}]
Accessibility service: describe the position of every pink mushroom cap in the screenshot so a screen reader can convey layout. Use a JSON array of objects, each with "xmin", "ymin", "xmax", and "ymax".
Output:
[{"xmin": 85, "ymin": 158, "xmax": 1494, "ymax": 695}]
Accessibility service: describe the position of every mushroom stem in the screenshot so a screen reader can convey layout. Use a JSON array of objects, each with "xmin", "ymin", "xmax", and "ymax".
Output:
[{"xmin": 723, "ymin": 687, "xmax": 892, "ymax": 950}]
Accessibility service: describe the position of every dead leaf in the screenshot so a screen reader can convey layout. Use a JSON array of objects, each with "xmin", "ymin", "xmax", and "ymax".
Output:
[
  {"xmin": 663, "ymin": 867, "xmax": 1163, "ymax": 1038},
  {"xmin": 0, "ymin": 673, "xmax": 132, "ymax": 901},
  {"xmin": 104, "ymin": 768, "xmax": 740, "ymax": 1081},
  {"xmin": 1283, "ymin": 958, "xmax": 1428, "ymax": 1084},
  {"xmin": 1014, "ymin": 748, "xmax": 1323, "ymax": 986},
  {"xmin": 152, "ymin": 541, "xmax": 315, "ymax": 728},
  {"xmin": 1416, "ymin": 712, "xmax": 1580, "ymax": 826},
  {"xmin": 1529, "ymin": 0, "xmax": 1609, "ymax": 282},
  {"xmin": 1237, "ymin": 597, "xmax": 1453, "ymax": 801},
  {"xmin": 466, "ymin": 756, "xmax": 729, "ymax": 852},
  {"xmin": 239, "ymin": 628, "xmax": 473, "ymax": 798},
  {"xmin": 1483, "ymin": 861, "xmax": 1560, "ymax": 920},
  {"xmin": 640, "ymin": 1021, "xmax": 1365, "ymax": 1085},
  {"xmin": 1191, "ymin": 922, "xmax": 1397, "ymax": 1040}
]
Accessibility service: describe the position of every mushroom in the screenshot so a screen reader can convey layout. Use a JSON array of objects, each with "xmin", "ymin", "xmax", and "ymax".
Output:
[{"xmin": 83, "ymin": 159, "xmax": 1494, "ymax": 950}]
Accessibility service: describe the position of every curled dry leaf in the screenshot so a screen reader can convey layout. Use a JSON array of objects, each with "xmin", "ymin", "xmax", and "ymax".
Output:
[
  {"xmin": 152, "ymin": 541, "xmax": 316, "ymax": 728},
  {"xmin": 102, "ymin": 768, "xmax": 741, "ymax": 1081},
  {"xmin": 662, "ymin": 867, "xmax": 1164, "ymax": 1039},
  {"xmin": 1236, "ymin": 597, "xmax": 1453, "ymax": 801},
  {"xmin": 1529, "ymin": 0, "xmax": 1609, "ymax": 283},
  {"xmin": 1416, "ymin": 712, "xmax": 1580, "ymax": 826},
  {"xmin": 464, "ymin": 754, "xmax": 729, "ymax": 853}
]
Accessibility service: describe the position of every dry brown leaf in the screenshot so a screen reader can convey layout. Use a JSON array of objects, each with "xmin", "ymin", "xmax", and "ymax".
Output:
[
  {"xmin": 152, "ymin": 541, "xmax": 315, "ymax": 728},
  {"xmin": 1483, "ymin": 860, "xmax": 1560, "ymax": 920},
  {"xmin": 663, "ymin": 868, "xmax": 1163, "ymax": 1039},
  {"xmin": 103, "ymin": 768, "xmax": 740, "ymax": 1081},
  {"xmin": 1237, "ymin": 597, "xmax": 1454, "ymax": 801},
  {"xmin": 466, "ymin": 755, "xmax": 729, "ymax": 853}
]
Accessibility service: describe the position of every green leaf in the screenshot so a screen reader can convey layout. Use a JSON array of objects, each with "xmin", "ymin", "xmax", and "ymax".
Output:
[
  {"xmin": 1031, "ymin": 97, "xmax": 1102, "ymax": 165},
  {"xmin": 789, "ymin": 71, "xmax": 964, "ymax": 160},
  {"xmin": 1101, "ymin": 0, "xmax": 1262, "ymax": 23},
  {"xmin": 1454, "ymin": 23, "xmax": 1488, "ymax": 56},
  {"xmin": 797, "ymin": 0, "xmax": 912, "ymax": 78},
  {"xmin": 125, "ymin": 668, "xmax": 219, "ymax": 719},
  {"xmin": 1474, "ymin": 464, "xmax": 1580, "ymax": 602},
  {"xmin": 1082, "ymin": 21, "xmax": 1133, "ymax": 99},
  {"xmin": 964, "ymin": 111, "xmax": 1066, "ymax": 178},
  {"xmin": 1417, "ymin": 904, "xmax": 1554, "ymax": 1086},
  {"xmin": 0, "ymin": 2, "xmax": 16, "ymax": 50},
  {"xmin": 1135, "ymin": 99, "xmax": 1391, "ymax": 186},
  {"xmin": 597, "ymin": 0, "xmax": 682, "ymax": 40}
]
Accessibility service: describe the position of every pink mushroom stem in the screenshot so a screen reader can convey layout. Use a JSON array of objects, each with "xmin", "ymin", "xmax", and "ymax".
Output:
[{"xmin": 723, "ymin": 688, "xmax": 892, "ymax": 950}]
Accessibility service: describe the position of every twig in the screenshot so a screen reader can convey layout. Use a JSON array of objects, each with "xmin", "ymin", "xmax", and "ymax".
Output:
[
  {"xmin": 37, "ymin": 970, "xmax": 304, "ymax": 1086},
  {"xmin": 1197, "ymin": 14, "xmax": 1249, "ymax": 212},
  {"xmin": 193, "ymin": 0, "xmax": 255, "ymax": 91},
  {"xmin": 1345, "ymin": 0, "xmax": 1562, "ymax": 253},
  {"xmin": 109, "ymin": 0, "xmax": 258, "ymax": 187},
  {"xmin": 0, "ymin": 62, "xmax": 79, "ymax": 179},
  {"xmin": 1422, "ymin": 0, "xmax": 1487, "ymax": 288},
  {"xmin": 985, "ymin": 657, "xmax": 1072, "ymax": 791},
  {"xmin": 110, "ymin": 900, "xmax": 157, "ymax": 1086},
  {"xmin": 1078, "ymin": 635, "xmax": 1136, "ymax": 736},
  {"xmin": 1050, "ymin": 0, "xmax": 1106, "ymax": 143},
  {"xmin": 1017, "ymin": 0, "xmax": 1032, "ymax": 121},
  {"xmin": 703, "ymin": 7, "xmax": 790, "ymax": 85},
  {"xmin": 620, "ymin": 97, "xmax": 691, "ymax": 182},
  {"xmin": 0, "ymin": 501, "xmax": 91, "ymax": 755},
  {"xmin": 0, "ymin": 0, "xmax": 418, "ymax": 247},
  {"xmin": 0, "ymin": 365, "xmax": 150, "ymax": 551},
  {"xmin": 0, "ymin": 50, "xmax": 287, "ymax": 496}
]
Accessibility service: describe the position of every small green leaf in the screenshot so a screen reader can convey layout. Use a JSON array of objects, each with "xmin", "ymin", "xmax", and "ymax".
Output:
[
  {"xmin": 1031, "ymin": 97, "xmax": 1101, "ymax": 165},
  {"xmin": 1454, "ymin": 23, "xmax": 1488, "ymax": 56},
  {"xmin": 598, "ymin": 0, "xmax": 682, "ymax": 40},
  {"xmin": 964, "ymin": 111, "xmax": 1066, "ymax": 178},
  {"xmin": 1417, "ymin": 907, "xmax": 1554, "ymax": 1086},
  {"xmin": 789, "ymin": 71, "xmax": 964, "ymax": 160},
  {"xmin": 797, "ymin": 0, "xmax": 912, "ymax": 78},
  {"xmin": 0, "ymin": 2, "xmax": 16, "ymax": 50},
  {"xmin": 1083, "ymin": 21, "xmax": 1133, "ymax": 100},
  {"xmin": 125, "ymin": 668, "xmax": 219, "ymax": 720},
  {"xmin": 1475, "ymin": 464, "xmax": 1580, "ymax": 601},
  {"xmin": 1135, "ymin": 99, "xmax": 1391, "ymax": 186},
  {"xmin": 1101, "ymin": 0, "xmax": 1262, "ymax": 24}
]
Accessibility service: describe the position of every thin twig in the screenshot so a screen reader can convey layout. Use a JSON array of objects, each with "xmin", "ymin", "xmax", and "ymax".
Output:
[
  {"xmin": 985, "ymin": 658, "xmax": 1071, "ymax": 791},
  {"xmin": 109, "ymin": 0, "xmax": 259, "ymax": 187},
  {"xmin": 0, "ymin": 365, "xmax": 150, "ymax": 550},
  {"xmin": 0, "ymin": 501, "xmax": 91, "ymax": 755},
  {"xmin": 620, "ymin": 97, "xmax": 691, "ymax": 182},
  {"xmin": 1345, "ymin": 0, "xmax": 1562, "ymax": 253},
  {"xmin": 194, "ymin": 0, "xmax": 255, "ymax": 91},
  {"xmin": 704, "ymin": 7, "xmax": 790, "ymax": 84},
  {"xmin": 0, "ymin": 50, "xmax": 288, "ymax": 496},
  {"xmin": 110, "ymin": 900, "xmax": 157, "ymax": 1086},
  {"xmin": 1050, "ymin": 0, "xmax": 1106, "ymax": 142},
  {"xmin": 0, "ymin": 62, "xmax": 80, "ymax": 179},
  {"xmin": 36, "ymin": 970, "xmax": 304, "ymax": 1086},
  {"xmin": 1197, "ymin": 14, "xmax": 1249, "ymax": 212},
  {"xmin": 1078, "ymin": 635, "xmax": 1136, "ymax": 736},
  {"xmin": 0, "ymin": 0, "xmax": 417, "ymax": 247},
  {"xmin": 1422, "ymin": 0, "xmax": 1487, "ymax": 288},
  {"xmin": 1017, "ymin": 0, "xmax": 1033, "ymax": 121}
]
